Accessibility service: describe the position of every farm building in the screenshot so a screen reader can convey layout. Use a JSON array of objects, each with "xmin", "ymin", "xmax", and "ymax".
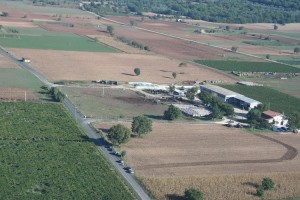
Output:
[
  {"xmin": 200, "ymin": 84, "xmax": 261, "ymax": 110},
  {"xmin": 173, "ymin": 104, "xmax": 211, "ymax": 117},
  {"xmin": 261, "ymin": 110, "xmax": 288, "ymax": 131}
]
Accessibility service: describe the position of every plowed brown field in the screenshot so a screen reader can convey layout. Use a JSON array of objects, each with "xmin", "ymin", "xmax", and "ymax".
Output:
[{"xmin": 8, "ymin": 48, "xmax": 235, "ymax": 83}]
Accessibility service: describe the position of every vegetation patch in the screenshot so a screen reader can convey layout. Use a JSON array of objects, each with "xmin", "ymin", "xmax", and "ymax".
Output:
[
  {"xmin": 220, "ymin": 85, "xmax": 300, "ymax": 115},
  {"xmin": 195, "ymin": 60, "xmax": 300, "ymax": 73},
  {"xmin": 0, "ymin": 68, "xmax": 43, "ymax": 90},
  {"xmin": 0, "ymin": 28, "xmax": 118, "ymax": 52},
  {"xmin": 0, "ymin": 102, "xmax": 136, "ymax": 199}
]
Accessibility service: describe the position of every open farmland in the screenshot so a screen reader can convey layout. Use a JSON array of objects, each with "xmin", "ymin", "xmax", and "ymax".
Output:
[
  {"xmin": 0, "ymin": 54, "xmax": 19, "ymax": 68},
  {"xmin": 0, "ymin": 102, "xmax": 136, "ymax": 199},
  {"xmin": 1, "ymin": 1, "xmax": 92, "ymax": 16},
  {"xmin": 61, "ymin": 87, "xmax": 167, "ymax": 119},
  {"xmin": 114, "ymin": 25, "xmax": 254, "ymax": 60},
  {"xmin": 221, "ymin": 85, "xmax": 300, "ymax": 115},
  {"xmin": 195, "ymin": 60, "xmax": 300, "ymax": 73},
  {"xmin": 0, "ymin": 68, "xmax": 42, "ymax": 91},
  {"xmin": 141, "ymin": 173, "xmax": 300, "ymax": 200},
  {"xmin": 93, "ymin": 122, "xmax": 300, "ymax": 199},
  {"xmin": 0, "ymin": 28, "xmax": 117, "ymax": 52},
  {"xmin": 8, "ymin": 48, "xmax": 235, "ymax": 84}
]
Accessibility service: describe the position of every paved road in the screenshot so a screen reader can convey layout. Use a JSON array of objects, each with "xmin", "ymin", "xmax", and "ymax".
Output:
[{"xmin": 0, "ymin": 47, "xmax": 151, "ymax": 200}]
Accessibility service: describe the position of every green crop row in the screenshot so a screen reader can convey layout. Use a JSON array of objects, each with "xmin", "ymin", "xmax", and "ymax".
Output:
[
  {"xmin": 195, "ymin": 60, "xmax": 300, "ymax": 73},
  {"xmin": 0, "ymin": 102, "xmax": 136, "ymax": 199},
  {"xmin": 220, "ymin": 85, "xmax": 300, "ymax": 115}
]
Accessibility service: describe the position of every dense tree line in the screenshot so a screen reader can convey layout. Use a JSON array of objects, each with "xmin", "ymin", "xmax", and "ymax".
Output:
[{"xmin": 83, "ymin": 0, "xmax": 300, "ymax": 23}]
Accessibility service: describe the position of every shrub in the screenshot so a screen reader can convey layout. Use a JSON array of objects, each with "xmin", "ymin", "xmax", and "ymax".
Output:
[
  {"xmin": 134, "ymin": 68, "xmax": 141, "ymax": 76},
  {"xmin": 184, "ymin": 188, "xmax": 204, "ymax": 200},
  {"xmin": 262, "ymin": 177, "xmax": 275, "ymax": 190},
  {"xmin": 257, "ymin": 185, "xmax": 264, "ymax": 197}
]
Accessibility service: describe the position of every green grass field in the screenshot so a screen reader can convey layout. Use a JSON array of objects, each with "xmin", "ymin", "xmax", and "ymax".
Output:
[
  {"xmin": 61, "ymin": 87, "xmax": 167, "ymax": 119},
  {"xmin": 195, "ymin": 60, "xmax": 300, "ymax": 73},
  {"xmin": 0, "ymin": 102, "xmax": 136, "ymax": 199},
  {"xmin": 220, "ymin": 85, "xmax": 300, "ymax": 115},
  {"xmin": 0, "ymin": 33, "xmax": 118, "ymax": 52},
  {"xmin": 0, "ymin": 68, "xmax": 43, "ymax": 90}
]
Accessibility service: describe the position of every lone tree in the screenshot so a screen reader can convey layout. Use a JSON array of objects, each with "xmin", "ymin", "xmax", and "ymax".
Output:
[
  {"xmin": 108, "ymin": 124, "xmax": 131, "ymax": 145},
  {"xmin": 184, "ymin": 188, "xmax": 204, "ymax": 200},
  {"xmin": 107, "ymin": 25, "xmax": 114, "ymax": 36},
  {"xmin": 262, "ymin": 177, "xmax": 275, "ymax": 190},
  {"xmin": 172, "ymin": 72, "xmax": 177, "ymax": 79},
  {"xmin": 134, "ymin": 67, "xmax": 141, "ymax": 76},
  {"xmin": 131, "ymin": 116, "xmax": 152, "ymax": 135},
  {"xmin": 274, "ymin": 24, "xmax": 278, "ymax": 30},
  {"xmin": 169, "ymin": 85, "xmax": 175, "ymax": 93},
  {"xmin": 294, "ymin": 47, "xmax": 300, "ymax": 54},
  {"xmin": 266, "ymin": 54, "xmax": 270, "ymax": 59},
  {"xmin": 231, "ymin": 46, "xmax": 238, "ymax": 52},
  {"xmin": 164, "ymin": 105, "xmax": 182, "ymax": 120}
]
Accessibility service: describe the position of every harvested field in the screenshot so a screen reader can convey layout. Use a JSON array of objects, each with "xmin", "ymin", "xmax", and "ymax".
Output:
[
  {"xmin": 221, "ymin": 45, "xmax": 290, "ymax": 55},
  {"xmin": 115, "ymin": 26, "xmax": 233, "ymax": 60},
  {"xmin": 0, "ymin": 88, "xmax": 36, "ymax": 101},
  {"xmin": 88, "ymin": 35, "xmax": 147, "ymax": 54},
  {"xmin": 94, "ymin": 123, "xmax": 300, "ymax": 176},
  {"xmin": 61, "ymin": 87, "xmax": 167, "ymax": 119},
  {"xmin": 141, "ymin": 173, "xmax": 300, "ymax": 200},
  {"xmin": 8, "ymin": 48, "xmax": 235, "ymax": 84},
  {"xmin": 0, "ymin": 54, "xmax": 19, "ymax": 68},
  {"xmin": 0, "ymin": 20, "xmax": 37, "ymax": 28}
]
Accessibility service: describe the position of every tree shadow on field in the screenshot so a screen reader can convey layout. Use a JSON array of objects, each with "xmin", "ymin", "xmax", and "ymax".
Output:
[
  {"xmin": 80, "ymin": 135, "xmax": 105, "ymax": 147},
  {"xmin": 144, "ymin": 114, "xmax": 164, "ymax": 120},
  {"xmin": 121, "ymin": 73, "xmax": 135, "ymax": 76},
  {"xmin": 166, "ymin": 194, "xmax": 184, "ymax": 200},
  {"xmin": 163, "ymin": 76, "xmax": 172, "ymax": 79},
  {"xmin": 160, "ymin": 69, "xmax": 170, "ymax": 73}
]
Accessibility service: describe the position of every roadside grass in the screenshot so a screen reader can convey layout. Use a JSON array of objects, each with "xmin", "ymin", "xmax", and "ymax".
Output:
[
  {"xmin": 140, "ymin": 173, "xmax": 300, "ymax": 200},
  {"xmin": 61, "ymin": 87, "xmax": 168, "ymax": 119},
  {"xmin": 0, "ymin": 68, "xmax": 43, "ymax": 91},
  {"xmin": 0, "ymin": 33, "xmax": 118, "ymax": 52},
  {"xmin": 220, "ymin": 85, "xmax": 300, "ymax": 115},
  {"xmin": 195, "ymin": 60, "xmax": 300, "ymax": 73},
  {"xmin": 0, "ymin": 102, "xmax": 136, "ymax": 199},
  {"xmin": 242, "ymin": 40, "xmax": 293, "ymax": 46}
]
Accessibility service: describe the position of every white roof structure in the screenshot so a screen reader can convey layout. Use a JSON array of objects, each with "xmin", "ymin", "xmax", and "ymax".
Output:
[{"xmin": 200, "ymin": 84, "xmax": 237, "ymax": 97}]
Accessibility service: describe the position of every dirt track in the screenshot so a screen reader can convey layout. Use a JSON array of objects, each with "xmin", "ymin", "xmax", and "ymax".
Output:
[{"xmin": 137, "ymin": 133, "xmax": 298, "ymax": 170}]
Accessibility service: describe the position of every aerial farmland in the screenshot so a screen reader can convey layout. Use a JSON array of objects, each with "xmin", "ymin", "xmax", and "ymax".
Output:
[{"xmin": 0, "ymin": 0, "xmax": 300, "ymax": 200}]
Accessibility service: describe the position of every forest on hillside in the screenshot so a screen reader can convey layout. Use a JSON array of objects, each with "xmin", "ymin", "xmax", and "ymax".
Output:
[{"xmin": 82, "ymin": 0, "xmax": 300, "ymax": 23}]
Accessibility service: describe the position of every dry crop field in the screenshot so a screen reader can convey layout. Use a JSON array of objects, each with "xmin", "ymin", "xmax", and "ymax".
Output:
[
  {"xmin": 0, "ymin": 88, "xmax": 36, "ymax": 101},
  {"xmin": 94, "ymin": 122, "xmax": 300, "ymax": 199},
  {"xmin": 8, "ymin": 48, "xmax": 235, "ymax": 84}
]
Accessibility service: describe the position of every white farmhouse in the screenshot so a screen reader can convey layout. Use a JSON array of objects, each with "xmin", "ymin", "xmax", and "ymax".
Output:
[{"xmin": 261, "ymin": 110, "xmax": 288, "ymax": 131}]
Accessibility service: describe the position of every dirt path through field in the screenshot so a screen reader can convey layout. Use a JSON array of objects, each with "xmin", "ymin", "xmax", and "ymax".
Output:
[{"xmin": 136, "ymin": 133, "xmax": 298, "ymax": 170}]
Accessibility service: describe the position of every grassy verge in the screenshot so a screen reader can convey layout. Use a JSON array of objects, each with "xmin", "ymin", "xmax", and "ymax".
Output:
[{"xmin": 0, "ymin": 102, "xmax": 137, "ymax": 199}]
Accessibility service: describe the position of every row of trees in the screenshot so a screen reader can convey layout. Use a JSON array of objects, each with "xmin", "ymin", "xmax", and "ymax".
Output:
[{"xmin": 107, "ymin": 116, "xmax": 153, "ymax": 145}]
